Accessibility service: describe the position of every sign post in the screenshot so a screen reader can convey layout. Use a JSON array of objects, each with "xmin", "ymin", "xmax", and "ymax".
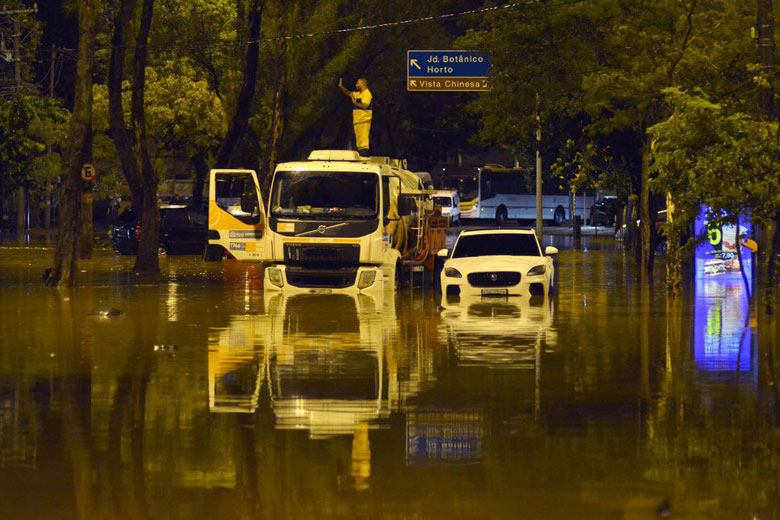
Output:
[
  {"xmin": 407, "ymin": 50, "xmax": 490, "ymax": 92},
  {"xmin": 79, "ymin": 163, "xmax": 96, "ymax": 259}
]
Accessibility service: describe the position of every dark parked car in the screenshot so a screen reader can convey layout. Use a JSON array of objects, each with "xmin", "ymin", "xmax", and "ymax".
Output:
[
  {"xmin": 111, "ymin": 205, "xmax": 207, "ymax": 256},
  {"xmin": 589, "ymin": 196, "xmax": 620, "ymax": 226}
]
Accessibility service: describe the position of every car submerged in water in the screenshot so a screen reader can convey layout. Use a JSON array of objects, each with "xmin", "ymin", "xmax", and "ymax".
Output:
[
  {"xmin": 438, "ymin": 228, "xmax": 558, "ymax": 298},
  {"xmin": 110, "ymin": 204, "xmax": 207, "ymax": 256}
]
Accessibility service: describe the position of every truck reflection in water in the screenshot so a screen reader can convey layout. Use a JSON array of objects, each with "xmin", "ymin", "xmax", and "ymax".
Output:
[
  {"xmin": 208, "ymin": 290, "xmax": 440, "ymax": 489},
  {"xmin": 264, "ymin": 293, "xmax": 390, "ymax": 438}
]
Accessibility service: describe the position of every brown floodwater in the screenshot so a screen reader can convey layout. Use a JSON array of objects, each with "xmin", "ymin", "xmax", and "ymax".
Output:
[{"xmin": 1, "ymin": 238, "xmax": 779, "ymax": 519}]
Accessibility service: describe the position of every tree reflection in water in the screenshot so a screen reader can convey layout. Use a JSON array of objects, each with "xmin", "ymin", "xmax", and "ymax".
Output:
[{"xmin": 0, "ymin": 249, "xmax": 779, "ymax": 517}]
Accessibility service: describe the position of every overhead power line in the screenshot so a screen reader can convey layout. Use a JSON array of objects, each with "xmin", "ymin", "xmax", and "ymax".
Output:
[{"xmin": 43, "ymin": 0, "xmax": 584, "ymax": 58}]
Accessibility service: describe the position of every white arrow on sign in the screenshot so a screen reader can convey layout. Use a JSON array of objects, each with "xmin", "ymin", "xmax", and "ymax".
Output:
[
  {"xmin": 411, "ymin": 80, "xmax": 417, "ymax": 87},
  {"xmin": 410, "ymin": 59, "xmax": 421, "ymax": 70}
]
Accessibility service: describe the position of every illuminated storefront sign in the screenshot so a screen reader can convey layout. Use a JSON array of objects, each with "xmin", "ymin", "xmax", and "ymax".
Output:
[
  {"xmin": 692, "ymin": 207, "xmax": 753, "ymax": 374},
  {"xmin": 693, "ymin": 208, "xmax": 753, "ymax": 280}
]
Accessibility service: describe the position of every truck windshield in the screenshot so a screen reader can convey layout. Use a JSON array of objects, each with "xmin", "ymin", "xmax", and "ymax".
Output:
[{"xmin": 270, "ymin": 171, "xmax": 379, "ymax": 218}]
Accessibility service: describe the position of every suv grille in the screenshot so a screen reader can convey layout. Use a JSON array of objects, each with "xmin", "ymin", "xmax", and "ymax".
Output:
[
  {"xmin": 467, "ymin": 272, "xmax": 521, "ymax": 287},
  {"xmin": 286, "ymin": 267, "xmax": 358, "ymax": 289},
  {"xmin": 284, "ymin": 243, "xmax": 360, "ymax": 266}
]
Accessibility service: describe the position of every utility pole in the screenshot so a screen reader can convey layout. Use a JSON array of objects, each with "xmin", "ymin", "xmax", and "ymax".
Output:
[
  {"xmin": 14, "ymin": 16, "xmax": 25, "ymax": 240},
  {"xmin": 757, "ymin": 0, "xmax": 780, "ymax": 303},
  {"xmin": 758, "ymin": 0, "xmax": 775, "ymax": 120},
  {"xmin": 535, "ymin": 93, "xmax": 543, "ymax": 242},
  {"xmin": 45, "ymin": 44, "xmax": 55, "ymax": 229},
  {"xmin": 1, "ymin": 5, "xmax": 38, "ymax": 242}
]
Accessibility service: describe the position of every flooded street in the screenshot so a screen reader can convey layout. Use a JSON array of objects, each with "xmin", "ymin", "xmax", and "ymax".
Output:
[{"xmin": 1, "ymin": 239, "xmax": 779, "ymax": 519}]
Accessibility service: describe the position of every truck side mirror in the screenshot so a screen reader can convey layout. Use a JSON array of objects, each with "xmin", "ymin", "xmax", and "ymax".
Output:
[
  {"xmin": 241, "ymin": 191, "xmax": 257, "ymax": 214},
  {"xmin": 398, "ymin": 195, "xmax": 413, "ymax": 217}
]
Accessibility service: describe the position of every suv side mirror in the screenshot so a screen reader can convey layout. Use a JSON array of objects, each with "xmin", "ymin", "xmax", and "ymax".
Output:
[
  {"xmin": 241, "ymin": 191, "xmax": 257, "ymax": 214},
  {"xmin": 437, "ymin": 248, "xmax": 449, "ymax": 258},
  {"xmin": 545, "ymin": 246, "xmax": 559, "ymax": 256},
  {"xmin": 398, "ymin": 195, "xmax": 413, "ymax": 217}
]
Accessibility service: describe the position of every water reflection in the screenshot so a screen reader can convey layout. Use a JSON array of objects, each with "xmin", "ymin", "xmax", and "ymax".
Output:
[
  {"xmin": 693, "ymin": 277, "xmax": 753, "ymax": 375},
  {"xmin": 1, "ymin": 249, "xmax": 780, "ymax": 517},
  {"xmin": 440, "ymin": 295, "xmax": 555, "ymax": 368}
]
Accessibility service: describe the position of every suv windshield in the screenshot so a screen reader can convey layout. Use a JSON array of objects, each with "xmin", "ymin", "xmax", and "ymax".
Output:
[
  {"xmin": 270, "ymin": 171, "xmax": 379, "ymax": 219},
  {"xmin": 453, "ymin": 233, "xmax": 541, "ymax": 258}
]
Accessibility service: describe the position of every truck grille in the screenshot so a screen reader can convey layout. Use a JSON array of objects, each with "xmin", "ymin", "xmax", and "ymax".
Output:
[
  {"xmin": 286, "ymin": 267, "xmax": 358, "ymax": 289},
  {"xmin": 467, "ymin": 272, "xmax": 521, "ymax": 287},
  {"xmin": 284, "ymin": 243, "xmax": 360, "ymax": 266}
]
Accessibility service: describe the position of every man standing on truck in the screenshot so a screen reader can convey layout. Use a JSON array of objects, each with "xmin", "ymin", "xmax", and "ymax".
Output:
[{"xmin": 338, "ymin": 77, "xmax": 373, "ymax": 156}]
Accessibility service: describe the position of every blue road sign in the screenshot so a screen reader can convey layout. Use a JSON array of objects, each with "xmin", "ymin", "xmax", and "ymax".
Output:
[{"xmin": 407, "ymin": 50, "xmax": 490, "ymax": 91}]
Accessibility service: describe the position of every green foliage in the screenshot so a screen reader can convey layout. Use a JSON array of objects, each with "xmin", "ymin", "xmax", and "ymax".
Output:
[
  {"xmin": 0, "ymin": 94, "xmax": 70, "ymax": 188},
  {"xmin": 92, "ymin": 59, "xmax": 227, "ymax": 196},
  {"xmin": 650, "ymin": 88, "xmax": 780, "ymax": 240},
  {"xmin": 459, "ymin": 0, "xmax": 756, "ymax": 195}
]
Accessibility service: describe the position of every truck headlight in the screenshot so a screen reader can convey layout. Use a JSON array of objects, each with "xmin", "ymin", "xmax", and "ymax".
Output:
[
  {"xmin": 527, "ymin": 265, "xmax": 546, "ymax": 277},
  {"xmin": 268, "ymin": 268, "xmax": 284, "ymax": 288},
  {"xmin": 357, "ymin": 270, "xmax": 377, "ymax": 289},
  {"xmin": 444, "ymin": 267, "xmax": 462, "ymax": 278}
]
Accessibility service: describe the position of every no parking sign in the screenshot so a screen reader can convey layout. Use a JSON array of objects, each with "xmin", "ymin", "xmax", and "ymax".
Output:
[{"xmin": 81, "ymin": 163, "xmax": 97, "ymax": 183}]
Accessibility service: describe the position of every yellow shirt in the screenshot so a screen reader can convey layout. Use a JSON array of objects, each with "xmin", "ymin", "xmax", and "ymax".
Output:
[{"xmin": 351, "ymin": 88, "xmax": 373, "ymax": 124}]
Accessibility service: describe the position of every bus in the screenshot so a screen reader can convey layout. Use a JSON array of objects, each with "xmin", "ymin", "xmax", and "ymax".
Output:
[{"xmin": 442, "ymin": 165, "xmax": 571, "ymax": 226}]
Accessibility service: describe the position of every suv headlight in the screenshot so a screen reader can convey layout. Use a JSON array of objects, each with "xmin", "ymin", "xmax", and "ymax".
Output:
[
  {"xmin": 268, "ymin": 268, "xmax": 284, "ymax": 288},
  {"xmin": 444, "ymin": 267, "xmax": 462, "ymax": 278},
  {"xmin": 358, "ymin": 270, "xmax": 377, "ymax": 289},
  {"xmin": 527, "ymin": 265, "xmax": 546, "ymax": 277}
]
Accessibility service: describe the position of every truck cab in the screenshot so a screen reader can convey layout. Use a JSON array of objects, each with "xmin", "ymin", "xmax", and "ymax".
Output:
[
  {"xmin": 206, "ymin": 150, "xmax": 443, "ymax": 293},
  {"xmin": 264, "ymin": 150, "xmax": 434, "ymax": 294}
]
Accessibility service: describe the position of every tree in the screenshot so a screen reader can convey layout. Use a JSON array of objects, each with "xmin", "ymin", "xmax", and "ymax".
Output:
[
  {"xmin": 459, "ymin": 0, "xmax": 755, "ymax": 278},
  {"xmin": 45, "ymin": 0, "xmax": 98, "ymax": 287},
  {"xmin": 108, "ymin": 0, "xmax": 161, "ymax": 274},
  {"xmin": 650, "ymin": 88, "xmax": 780, "ymax": 300},
  {"xmin": 92, "ymin": 61, "xmax": 227, "ymax": 207}
]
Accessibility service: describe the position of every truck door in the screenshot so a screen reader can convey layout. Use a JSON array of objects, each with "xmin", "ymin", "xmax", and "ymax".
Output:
[{"xmin": 208, "ymin": 169, "xmax": 267, "ymax": 261}]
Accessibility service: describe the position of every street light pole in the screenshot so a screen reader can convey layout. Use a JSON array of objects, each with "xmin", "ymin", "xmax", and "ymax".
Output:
[{"xmin": 536, "ymin": 93, "xmax": 543, "ymax": 242}]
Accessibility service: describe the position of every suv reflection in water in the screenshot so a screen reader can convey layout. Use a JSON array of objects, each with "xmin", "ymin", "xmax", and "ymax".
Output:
[{"xmin": 439, "ymin": 294, "xmax": 556, "ymax": 369}]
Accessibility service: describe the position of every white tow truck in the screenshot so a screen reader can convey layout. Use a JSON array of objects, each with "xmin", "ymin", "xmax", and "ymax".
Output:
[{"xmin": 206, "ymin": 150, "xmax": 447, "ymax": 293}]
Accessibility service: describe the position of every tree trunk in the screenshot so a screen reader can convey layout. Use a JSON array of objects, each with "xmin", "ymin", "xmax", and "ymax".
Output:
[
  {"xmin": 44, "ymin": 182, "xmax": 52, "ymax": 229},
  {"xmin": 16, "ymin": 184, "xmax": 25, "ymax": 243},
  {"xmin": 108, "ymin": 0, "xmax": 159, "ymax": 275},
  {"xmin": 640, "ymin": 137, "xmax": 653, "ymax": 277},
  {"xmin": 108, "ymin": 0, "xmax": 143, "ymax": 205},
  {"xmin": 263, "ymin": 13, "xmax": 287, "ymax": 180},
  {"xmin": 131, "ymin": 0, "xmax": 160, "ymax": 275},
  {"xmin": 191, "ymin": 147, "xmax": 208, "ymax": 210},
  {"xmin": 215, "ymin": 0, "xmax": 266, "ymax": 168},
  {"xmin": 665, "ymin": 191, "xmax": 682, "ymax": 297},
  {"xmin": 762, "ymin": 214, "xmax": 779, "ymax": 313},
  {"xmin": 45, "ymin": 0, "xmax": 98, "ymax": 287}
]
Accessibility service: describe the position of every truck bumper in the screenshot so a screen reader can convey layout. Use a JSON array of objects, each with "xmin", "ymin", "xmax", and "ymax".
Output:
[{"xmin": 264, "ymin": 264, "xmax": 388, "ymax": 294}]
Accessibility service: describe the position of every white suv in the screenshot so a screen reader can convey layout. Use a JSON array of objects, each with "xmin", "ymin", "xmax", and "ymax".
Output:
[{"xmin": 439, "ymin": 229, "xmax": 558, "ymax": 297}]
